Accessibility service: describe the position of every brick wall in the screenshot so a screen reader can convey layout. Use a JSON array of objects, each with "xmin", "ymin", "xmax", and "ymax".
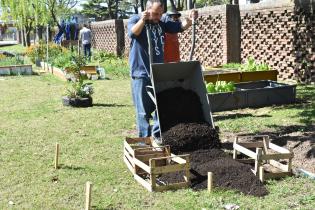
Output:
[
  {"xmin": 239, "ymin": 0, "xmax": 314, "ymax": 82},
  {"xmin": 91, "ymin": 1, "xmax": 314, "ymax": 83},
  {"xmin": 90, "ymin": 19, "xmax": 124, "ymax": 56}
]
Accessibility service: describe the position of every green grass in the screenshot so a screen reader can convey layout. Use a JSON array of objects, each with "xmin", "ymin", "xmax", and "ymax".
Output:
[
  {"xmin": 0, "ymin": 75, "xmax": 314, "ymax": 209},
  {"xmin": 0, "ymin": 44, "xmax": 27, "ymax": 54}
]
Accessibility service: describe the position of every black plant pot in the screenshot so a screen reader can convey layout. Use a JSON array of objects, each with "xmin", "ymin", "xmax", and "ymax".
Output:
[{"xmin": 62, "ymin": 96, "xmax": 93, "ymax": 107}]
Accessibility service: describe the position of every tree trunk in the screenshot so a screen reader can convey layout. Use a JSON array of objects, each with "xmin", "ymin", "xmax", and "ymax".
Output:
[
  {"xmin": 163, "ymin": 0, "xmax": 167, "ymax": 13},
  {"xmin": 115, "ymin": 0, "xmax": 119, "ymax": 18},
  {"xmin": 38, "ymin": 26, "xmax": 43, "ymax": 41},
  {"xmin": 141, "ymin": 0, "xmax": 145, "ymax": 11},
  {"xmin": 170, "ymin": 0, "xmax": 177, "ymax": 10}
]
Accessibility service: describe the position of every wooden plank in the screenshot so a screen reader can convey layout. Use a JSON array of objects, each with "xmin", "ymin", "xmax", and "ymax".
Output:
[
  {"xmin": 136, "ymin": 153, "xmax": 167, "ymax": 162},
  {"xmin": 233, "ymin": 143, "xmax": 257, "ymax": 159},
  {"xmin": 262, "ymin": 137, "xmax": 270, "ymax": 164},
  {"xmin": 125, "ymin": 137, "xmax": 152, "ymax": 144},
  {"xmin": 133, "ymin": 158, "xmax": 151, "ymax": 174},
  {"xmin": 154, "ymin": 182, "xmax": 189, "ymax": 192},
  {"xmin": 261, "ymin": 153, "xmax": 293, "ymax": 160},
  {"xmin": 255, "ymin": 148, "xmax": 263, "ymax": 174},
  {"xmin": 134, "ymin": 174, "xmax": 152, "ymax": 192},
  {"xmin": 269, "ymin": 160, "xmax": 289, "ymax": 172},
  {"xmin": 152, "ymin": 163, "xmax": 187, "ymax": 174},
  {"xmin": 123, "ymin": 156, "xmax": 135, "ymax": 174},
  {"xmin": 235, "ymin": 158, "xmax": 255, "ymax": 164},
  {"xmin": 171, "ymin": 154, "xmax": 189, "ymax": 164},
  {"xmin": 238, "ymin": 142, "xmax": 264, "ymax": 148},
  {"xmin": 150, "ymin": 159, "xmax": 156, "ymax": 190},
  {"xmin": 264, "ymin": 172, "xmax": 291, "ymax": 179},
  {"xmin": 124, "ymin": 141, "xmax": 135, "ymax": 157},
  {"xmin": 233, "ymin": 137, "xmax": 238, "ymax": 159},
  {"xmin": 184, "ymin": 156, "xmax": 190, "ymax": 184},
  {"xmin": 124, "ymin": 150, "xmax": 135, "ymax": 167},
  {"xmin": 269, "ymin": 142, "xmax": 291, "ymax": 153}
]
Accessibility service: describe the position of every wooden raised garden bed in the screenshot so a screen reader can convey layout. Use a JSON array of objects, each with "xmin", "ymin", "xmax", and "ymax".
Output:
[
  {"xmin": 40, "ymin": 62, "xmax": 98, "ymax": 81},
  {"xmin": 124, "ymin": 137, "xmax": 190, "ymax": 192},
  {"xmin": 203, "ymin": 70, "xmax": 241, "ymax": 83},
  {"xmin": 241, "ymin": 70, "xmax": 278, "ymax": 82},
  {"xmin": 0, "ymin": 65, "xmax": 33, "ymax": 76},
  {"xmin": 233, "ymin": 135, "xmax": 293, "ymax": 182},
  {"xmin": 208, "ymin": 80, "xmax": 296, "ymax": 112},
  {"xmin": 203, "ymin": 69, "xmax": 278, "ymax": 83}
]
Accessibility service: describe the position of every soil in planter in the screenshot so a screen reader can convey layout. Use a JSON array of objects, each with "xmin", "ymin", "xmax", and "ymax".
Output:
[
  {"xmin": 162, "ymin": 123, "xmax": 221, "ymax": 154},
  {"xmin": 160, "ymin": 149, "xmax": 268, "ymax": 197}
]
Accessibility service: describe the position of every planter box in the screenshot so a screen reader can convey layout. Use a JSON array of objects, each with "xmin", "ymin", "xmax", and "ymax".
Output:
[
  {"xmin": 208, "ymin": 80, "xmax": 296, "ymax": 112},
  {"xmin": 203, "ymin": 69, "xmax": 278, "ymax": 83},
  {"xmin": 0, "ymin": 65, "xmax": 33, "ymax": 76},
  {"xmin": 241, "ymin": 70, "xmax": 278, "ymax": 82},
  {"xmin": 203, "ymin": 70, "xmax": 241, "ymax": 83}
]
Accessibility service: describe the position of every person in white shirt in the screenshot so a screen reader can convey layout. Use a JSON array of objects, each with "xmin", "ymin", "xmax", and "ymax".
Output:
[{"xmin": 79, "ymin": 24, "xmax": 92, "ymax": 61}]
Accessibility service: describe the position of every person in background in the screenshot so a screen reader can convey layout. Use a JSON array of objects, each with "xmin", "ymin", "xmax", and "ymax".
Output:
[
  {"xmin": 127, "ymin": 0, "xmax": 198, "ymax": 142},
  {"xmin": 164, "ymin": 10, "xmax": 181, "ymax": 63},
  {"xmin": 79, "ymin": 23, "xmax": 92, "ymax": 61}
]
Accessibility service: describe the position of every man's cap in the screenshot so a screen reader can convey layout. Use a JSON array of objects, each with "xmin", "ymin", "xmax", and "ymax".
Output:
[{"xmin": 167, "ymin": 10, "xmax": 181, "ymax": 17}]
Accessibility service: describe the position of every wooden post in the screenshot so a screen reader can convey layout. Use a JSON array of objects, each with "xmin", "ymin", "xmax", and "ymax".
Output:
[
  {"xmin": 54, "ymin": 143, "xmax": 60, "ymax": 169},
  {"xmin": 254, "ymin": 148, "xmax": 263, "ymax": 175},
  {"xmin": 85, "ymin": 182, "xmax": 92, "ymax": 210},
  {"xmin": 149, "ymin": 159, "xmax": 156, "ymax": 192},
  {"xmin": 208, "ymin": 172, "xmax": 213, "ymax": 192},
  {"xmin": 259, "ymin": 166, "xmax": 264, "ymax": 182},
  {"xmin": 288, "ymin": 147, "xmax": 293, "ymax": 173},
  {"xmin": 233, "ymin": 136, "xmax": 238, "ymax": 159}
]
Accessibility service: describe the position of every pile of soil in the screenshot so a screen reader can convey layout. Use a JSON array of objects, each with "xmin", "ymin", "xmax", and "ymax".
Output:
[
  {"xmin": 157, "ymin": 87, "xmax": 205, "ymax": 132},
  {"xmin": 162, "ymin": 123, "xmax": 221, "ymax": 153},
  {"xmin": 155, "ymin": 87, "xmax": 268, "ymax": 196},
  {"xmin": 160, "ymin": 149, "xmax": 268, "ymax": 197}
]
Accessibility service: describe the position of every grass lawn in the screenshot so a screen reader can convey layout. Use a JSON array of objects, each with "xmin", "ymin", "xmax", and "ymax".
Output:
[
  {"xmin": 0, "ymin": 44, "xmax": 27, "ymax": 54},
  {"xmin": 0, "ymin": 75, "xmax": 314, "ymax": 209}
]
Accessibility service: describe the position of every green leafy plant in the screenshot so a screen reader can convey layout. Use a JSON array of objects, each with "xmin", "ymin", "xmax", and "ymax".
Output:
[
  {"xmin": 222, "ymin": 63, "xmax": 242, "ymax": 69},
  {"xmin": 206, "ymin": 81, "xmax": 236, "ymax": 93},
  {"xmin": 239, "ymin": 57, "xmax": 270, "ymax": 72},
  {"xmin": 65, "ymin": 54, "xmax": 94, "ymax": 99}
]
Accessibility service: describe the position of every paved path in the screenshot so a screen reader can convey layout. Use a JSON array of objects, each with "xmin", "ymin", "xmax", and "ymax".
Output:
[{"xmin": 0, "ymin": 41, "xmax": 18, "ymax": 47}]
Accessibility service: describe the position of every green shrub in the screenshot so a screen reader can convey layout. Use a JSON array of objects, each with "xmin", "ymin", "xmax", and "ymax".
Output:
[
  {"xmin": 0, "ymin": 56, "xmax": 24, "ymax": 66},
  {"xmin": 93, "ymin": 50, "xmax": 129, "ymax": 78}
]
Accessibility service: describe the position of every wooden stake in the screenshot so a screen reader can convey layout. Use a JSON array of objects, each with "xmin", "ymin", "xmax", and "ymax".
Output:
[
  {"xmin": 259, "ymin": 166, "xmax": 264, "ymax": 182},
  {"xmin": 54, "ymin": 143, "xmax": 60, "ymax": 169},
  {"xmin": 85, "ymin": 182, "xmax": 92, "ymax": 210},
  {"xmin": 208, "ymin": 172, "xmax": 213, "ymax": 192}
]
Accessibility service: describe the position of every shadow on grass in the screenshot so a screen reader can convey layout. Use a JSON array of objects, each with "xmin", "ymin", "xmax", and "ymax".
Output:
[
  {"xmin": 59, "ymin": 164, "xmax": 85, "ymax": 170},
  {"xmin": 214, "ymin": 113, "xmax": 272, "ymax": 121},
  {"xmin": 93, "ymin": 103, "xmax": 131, "ymax": 107}
]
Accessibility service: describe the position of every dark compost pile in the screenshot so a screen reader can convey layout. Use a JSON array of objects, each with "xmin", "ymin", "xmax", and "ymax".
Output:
[{"xmin": 155, "ymin": 87, "xmax": 268, "ymax": 196}]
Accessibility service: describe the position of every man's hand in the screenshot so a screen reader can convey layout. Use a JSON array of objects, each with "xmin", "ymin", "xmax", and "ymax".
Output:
[
  {"xmin": 189, "ymin": 9, "xmax": 198, "ymax": 22},
  {"xmin": 131, "ymin": 10, "xmax": 149, "ymax": 36},
  {"xmin": 181, "ymin": 9, "xmax": 198, "ymax": 30},
  {"xmin": 141, "ymin": 10, "xmax": 150, "ymax": 22}
]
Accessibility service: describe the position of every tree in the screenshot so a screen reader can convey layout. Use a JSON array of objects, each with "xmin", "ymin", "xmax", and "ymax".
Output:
[
  {"xmin": 44, "ymin": 0, "xmax": 79, "ymax": 33},
  {"xmin": 195, "ymin": 0, "xmax": 230, "ymax": 7},
  {"xmin": 81, "ymin": 0, "xmax": 134, "ymax": 20}
]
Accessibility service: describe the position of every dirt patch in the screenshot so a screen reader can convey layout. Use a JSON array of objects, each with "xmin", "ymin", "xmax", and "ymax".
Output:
[
  {"xmin": 157, "ymin": 87, "xmax": 205, "ymax": 132},
  {"xmin": 160, "ymin": 149, "xmax": 268, "ymax": 197},
  {"xmin": 162, "ymin": 123, "xmax": 221, "ymax": 154}
]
